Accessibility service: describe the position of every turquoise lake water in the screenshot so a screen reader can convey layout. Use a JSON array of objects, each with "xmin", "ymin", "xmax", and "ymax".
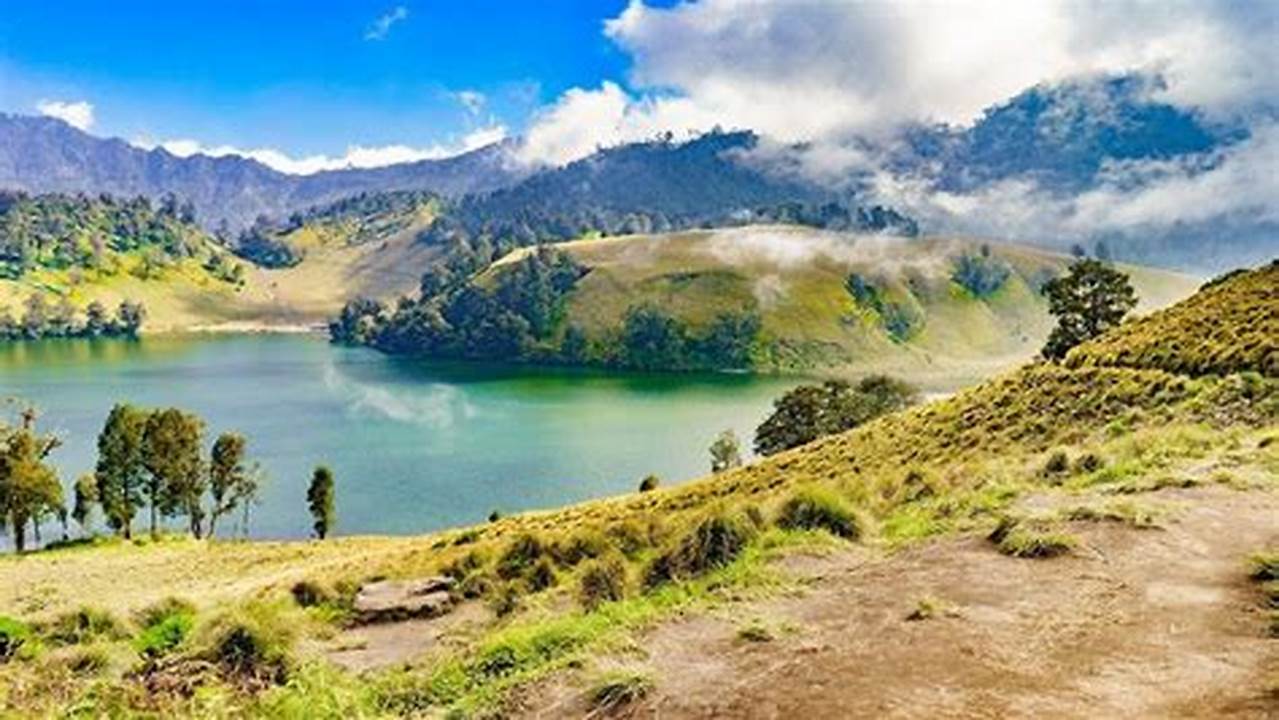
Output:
[{"xmin": 0, "ymin": 335, "xmax": 799, "ymax": 541}]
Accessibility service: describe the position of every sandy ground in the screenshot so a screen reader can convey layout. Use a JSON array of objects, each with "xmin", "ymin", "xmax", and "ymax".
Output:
[{"xmin": 514, "ymin": 485, "xmax": 1278, "ymax": 719}]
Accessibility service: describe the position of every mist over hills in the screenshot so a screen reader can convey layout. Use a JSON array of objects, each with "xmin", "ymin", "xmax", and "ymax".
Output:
[{"xmin": 0, "ymin": 73, "xmax": 1273, "ymax": 271}]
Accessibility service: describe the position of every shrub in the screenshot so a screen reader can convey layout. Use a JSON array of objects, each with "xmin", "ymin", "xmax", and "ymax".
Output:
[
  {"xmin": 1249, "ymin": 551, "xmax": 1279, "ymax": 582},
  {"xmin": 457, "ymin": 572, "xmax": 496, "ymax": 600},
  {"xmin": 488, "ymin": 584, "xmax": 522, "ymax": 618},
  {"xmin": 290, "ymin": 580, "xmax": 333, "ymax": 608},
  {"xmin": 488, "ymin": 510, "xmax": 502, "ymax": 523},
  {"xmin": 775, "ymin": 488, "xmax": 862, "ymax": 539},
  {"xmin": 134, "ymin": 598, "xmax": 197, "ymax": 660},
  {"xmin": 606, "ymin": 519, "xmax": 656, "ymax": 558},
  {"xmin": 578, "ymin": 556, "xmax": 628, "ymax": 611},
  {"xmin": 442, "ymin": 549, "xmax": 488, "ymax": 580},
  {"xmin": 44, "ymin": 607, "xmax": 126, "ymax": 646},
  {"xmin": 586, "ymin": 670, "xmax": 653, "ymax": 714},
  {"xmin": 1043, "ymin": 450, "xmax": 1070, "ymax": 475},
  {"xmin": 550, "ymin": 531, "xmax": 608, "ymax": 567},
  {"xmin": 638, "ymin": 475, "xmax": 660, "ymax": 493},
  {"xmin": 1073, "ymin": 452, "xmax": 1104, "ymax": 474},
  {"xmin": 64, "ymin": 646, "xmax": 112, "ymax": 675},
  {"xmin": 197, "ymin": 604, "xmax": 295, "ymax": 689},
  {"xmin": 527, "ymin": 558, "xmax": 558, "ymax": 592},
  {"xmin": 644, "ymin": 510, "xmax": 757, "ymax": 589},
  {"xmin": 0, "ymin": 616, "xmax": 32, "ymax": 662},
  {"xmin": 496, "ymin": 533, "xmax": 545, "ymax": 580},
  {"xmin": 989, "ymin": 517, "xmax": 1077, "ymax": 558},
  {"xmin": 736, "ymin": 621, "xmax": 773, "ymax": 642}
]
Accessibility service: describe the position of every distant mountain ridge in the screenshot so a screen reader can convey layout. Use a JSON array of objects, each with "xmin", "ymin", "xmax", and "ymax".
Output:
[{"xmin": 0, "ymin": 113, "xmax": 526, "ymax": 232}]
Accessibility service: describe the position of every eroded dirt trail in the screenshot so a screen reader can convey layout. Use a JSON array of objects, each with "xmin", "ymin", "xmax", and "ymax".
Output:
[{"xmin": 522, "ymin": 487, "xmax": 1278, "ymax": 719}]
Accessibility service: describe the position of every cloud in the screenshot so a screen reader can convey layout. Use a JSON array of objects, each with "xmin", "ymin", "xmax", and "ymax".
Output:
[
  {"xmin": 132, "ymin": 124, "xmax": 507, "ymax": 175},
  {"xmin": 517, "ymin": 0, "xmax": 1277, "ymax": 165},
  {"xmin": 455, "ymin": 90, "xmax": 486, "ymax": 116},
  {"xmin": 365, "ymin": 5, "xmax": 409, "ymax": 41},
  {"xmin": 36, "ymin": 99, "xmax": 95, "ymax": 130},
  {"xmin": 865, "ymin": 119, "xmax": 1279, "ymax": 244}
]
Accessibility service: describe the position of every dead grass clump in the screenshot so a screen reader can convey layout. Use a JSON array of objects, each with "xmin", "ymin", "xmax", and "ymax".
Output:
[
  {"xmin": 526, "ymin": 558, "xmax": 558, "ymax": 592},
  {"xmin": 194, "ymin": 604, "xmax": 295, "ymax": 691},
  {"xmin": 43, "ymin": 607, "xmax": 127, "ymax": 646}
]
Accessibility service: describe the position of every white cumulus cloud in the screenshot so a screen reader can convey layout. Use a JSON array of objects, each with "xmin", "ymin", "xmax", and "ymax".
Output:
[
  {"xmin": 36, "ymin": 99, "xmax": 95, "ymax": 130},
  {"xmin": 516, "ymin": 0, "xmax": 1278, "ymax": 166}
]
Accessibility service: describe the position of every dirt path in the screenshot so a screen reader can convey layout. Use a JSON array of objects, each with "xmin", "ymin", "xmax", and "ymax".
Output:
[{"xmin": 519, "ymin": 486, "xmax": 1278, "ymax": 719}]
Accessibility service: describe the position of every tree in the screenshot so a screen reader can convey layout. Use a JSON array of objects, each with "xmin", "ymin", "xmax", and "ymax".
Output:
[
  {"xmin": 141, "ymin": 408, "xmax": 205, "ymax": 538},
  {"xmin": 84, "ymin": 301, "xmax": 109, "ymax": 337},
  {"xmin": 95, "ymin": 404, "xmax": 150, "ymax": 539},
  {"xmin": 207, "ymin": 432, "xmax": 248, "ymax": 539},
  {"xmin": 754, "ymin": 376, "xmax": 919, "ymax": 456},
  {"xmin": 709, "ymin": 430, "xmax": 742, "ymax": 474},
  {"xmin": 307, "ymin": 466, "xmax": 336, "ymax": 540},
  {"xmin": 114, "ymin": 300, "xmax": 146, "ymax": 337},
  {"xmin": 0, "ymin": 411, "xmax": 64, "ymax": 553},
  {"xmin": 72, "ymin": 473, "xmax": 98, "ymax": 533},
  {"xmin": 1041, "ymin": 258, "xmax": 1137, "ymax": 360}
]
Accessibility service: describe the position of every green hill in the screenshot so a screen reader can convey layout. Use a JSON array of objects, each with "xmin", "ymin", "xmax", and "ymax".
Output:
[{"xmin": 348, "ymin": 225, "xmax": 1199, "ymax": 381}]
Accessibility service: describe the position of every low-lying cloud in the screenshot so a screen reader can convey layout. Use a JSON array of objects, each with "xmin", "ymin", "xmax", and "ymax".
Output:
[
  {"xmin": 36, "ymin": 99, "xmax": 95, "ymax": 131},
  {"xmin": 132, "ymin": 124, "xmax": 507, "ymax": 175}
]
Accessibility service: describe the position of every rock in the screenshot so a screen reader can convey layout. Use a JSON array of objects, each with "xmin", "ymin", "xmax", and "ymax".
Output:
[{"xmin": 354, "ymin": 576, "xmax": 456, "ymax": 624}]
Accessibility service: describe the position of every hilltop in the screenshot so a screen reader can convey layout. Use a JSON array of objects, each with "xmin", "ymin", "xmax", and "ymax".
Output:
[
  {"xmin": 348, "ymin": 226, "xmax": 1198, "ymax": 383},
  {"xmin": 0, "ymin": 257, "xmax": 1273, "ymax": 717}
]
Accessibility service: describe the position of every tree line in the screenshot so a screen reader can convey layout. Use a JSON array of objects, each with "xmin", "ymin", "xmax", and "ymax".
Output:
[
  {"xmin": 0, "ymin": 296, "xmax": 145, "ymax": 341},
  {"xmin": 1, "ymin": 402, "xmax": 343, "ymax": 553}
]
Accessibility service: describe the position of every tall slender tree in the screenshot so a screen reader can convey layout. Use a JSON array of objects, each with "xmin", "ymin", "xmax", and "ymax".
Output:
[
  {"xmin": 141, "ymin": 408, "xmax": 205, "ymax": 537},
  {"xmin": 95, "ymin": 404, "xmax": 149, "ymax": 539},
  {"xmin": 306, "ymin": 466, "xmax": 336, "ymax": 540},
  {"xmin": 207, "ymin": 432, "xmax": 247, "ymax": 539}
]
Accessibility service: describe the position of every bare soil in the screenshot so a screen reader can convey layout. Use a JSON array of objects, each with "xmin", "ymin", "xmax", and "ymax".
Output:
[{"xmin": 516, "ymin": 486, "xmax": 1278, "ymax": 719}]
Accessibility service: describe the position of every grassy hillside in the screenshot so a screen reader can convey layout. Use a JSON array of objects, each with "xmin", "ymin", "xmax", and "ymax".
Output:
[
  {"xmin": 0, "ymin": 253, "xmax": 1271, "ymax": 717},
  {"xmin": 0, "ymin": 192, "xmax": 441, "ymax": 332},
  {"xmin": 489, "ymin": 226, "xmax": 1198, "ymax": 377}
]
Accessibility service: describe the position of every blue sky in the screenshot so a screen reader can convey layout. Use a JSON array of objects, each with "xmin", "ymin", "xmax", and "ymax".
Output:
[
  {"xmin": 0, "ymin": 1, "xmax": 653, "ymax": 165},
  {"xmin": 0, "ymin": 1, "xmax": 1270, "ymax": 175}
]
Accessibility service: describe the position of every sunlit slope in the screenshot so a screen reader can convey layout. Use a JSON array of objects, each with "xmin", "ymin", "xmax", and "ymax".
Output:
[
  {"xmin": 498, "ymin": 226, "xmax": 1199, "ymax": 377},
  {"xmin": 1068, "ymin": 260, "xmax": 1278, "ymax": 377},
  {"xmin": 0, "ymin": 201, "xmax": 440, "ymax": 332}
]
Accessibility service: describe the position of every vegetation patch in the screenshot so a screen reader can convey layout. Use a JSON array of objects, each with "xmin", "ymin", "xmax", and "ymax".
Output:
[
  {"xmin": 586, "ymin": 669, "xmax": 654, "ymax": 714},
  {"xmin": 989, "ymin": 517, "xmax": 1078, "ymax": 558},
  {"xmin": 644, "ymin": 509, "xmax": 759, "ymax": 588},
  {"xmin": 775, "ymin": 488, "xmax": 863, "ymax": 539}
]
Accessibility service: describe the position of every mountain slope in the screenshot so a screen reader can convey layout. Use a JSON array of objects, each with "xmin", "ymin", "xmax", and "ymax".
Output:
[{"xmin": 0, "ymin": 114, "xmax": 525, "ymax": 231}]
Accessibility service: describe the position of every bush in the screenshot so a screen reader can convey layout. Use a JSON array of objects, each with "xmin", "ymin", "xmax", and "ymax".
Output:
[
  {"xmin": 1043, "ymin": 450, "xmax": 1070, "ymax": 475},
  {"xmin": 197, "ymin": 604, "xmax": 295, "ymax": 689},
  {"xmin": 134, "ymin": 598, "xmax": 197, "ymax": 660},
  {"xmin": 550, "ymin": 531, "xmax": 608, "ymax": 567},
  {"xmin": 527, "ymin": 558, "xmax": 558, "ymax": 592},
  {"xmin": 989, "ymin": 517, "xmax": 1077, "ymax": 558},
  {"xmin": 578, "ymin": 556, "xmax": 628, "ymax": 611},
  {"xmin": 644, "ymin": 510, "xmax": 757, "ymax": 588},
  {"xmin": 775, "ymin": 488, "xmax": 862, "ymax": 539},
  {"xmin": 606, "ymin": 519, "xmax": 657, "ymax": 558},
  {"xmin": 442, "ymin": 549, "xmax": 488, "ymax": 580},
  {"xmin": 488, "ymin": 584, "xmax": 522, "ymax": 618},
  {"xmin": 290, "ymin": 580, "xmax": 333, "ymax": 608},
  {"xmin": 638, "ymin": 475, "xmax": 660, "ymax": 493},
  {"xmin": 44, "ymin": 607, "xmax": 126, "ymax": 646},
  {"xmin": 1073, "ymin": 452, "xmax": 1104, "ymax": 473},
  {"xmin": 586, "ymin": 670, "xmax": 653, "ymax": 714},
  {"xmin": 0, "ymin": 615, "xmax": 32, "ymax": 662},
  {"xmin": 496, "ymin": 533, "xmax": 545, "ymax": 580}
]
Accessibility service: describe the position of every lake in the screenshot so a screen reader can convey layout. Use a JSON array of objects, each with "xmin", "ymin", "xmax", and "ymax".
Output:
[{"xmin": 0, "ymin": 334, "xmax": 799, "ymax": 543}]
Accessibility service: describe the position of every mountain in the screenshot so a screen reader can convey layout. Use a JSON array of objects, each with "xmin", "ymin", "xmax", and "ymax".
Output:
[
  {"xmin": 339, "ymin": 225, "xmax": 1199, "ymax": 380},
  {"xmin": 0, "ymin": 114, "xmax": 526, "ymax": 232}
]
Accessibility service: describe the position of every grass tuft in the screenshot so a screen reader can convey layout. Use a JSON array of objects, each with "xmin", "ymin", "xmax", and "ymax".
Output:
[
  {"xmin": 586, "ymin": 670, "xmax": 654, "ymax": 714},
  {"xmin": 775, "ymin": 487, "xmax": 863, "ymax": 540}
]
